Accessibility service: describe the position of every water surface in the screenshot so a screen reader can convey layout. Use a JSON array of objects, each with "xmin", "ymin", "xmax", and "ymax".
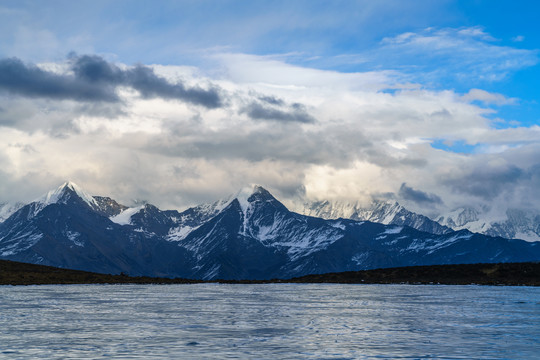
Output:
[{"xmin": 1, "ymin": 284, "xmax": 539, "ymax": 359}]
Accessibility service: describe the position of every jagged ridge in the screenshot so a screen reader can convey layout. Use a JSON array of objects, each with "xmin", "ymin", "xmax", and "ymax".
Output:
[{"xmin": 1, "ymin": 182, "xmax": 539, "ymax": 280}]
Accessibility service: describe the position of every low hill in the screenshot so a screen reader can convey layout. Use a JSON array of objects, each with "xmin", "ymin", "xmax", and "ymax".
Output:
[
  {"xmin": 0, "ymin": 260, "xmax": 200, "ymax": 285},
  {"xmin": 1, "ymin": 260, "xmax": 538, "ymax": 286},
  {"xmin": 288, "ymin": 262, "xmax": 540, "ymax": 286}
]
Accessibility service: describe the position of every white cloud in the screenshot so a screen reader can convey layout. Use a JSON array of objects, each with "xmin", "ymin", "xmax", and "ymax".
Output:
[
  {"xmin": 213, "ymin": 52, "xmax": 399, "ymax": 91},
  {"xmin": 462, "ymin": 88, "xmax": 517, "ymax": 106},
  {"xmin": 456, "ymin": 26, "xmax": 497, "ymax": 41},
  {"xmin": 0, "ymin": 0, "xmax": 538, "ymax": 222},
  {"xmin": 0, "ymin": 48, "xmax": 538, "ymax": 216},
  {"xmin": 376, "ymin": 27, "xmax": 539, "ymax": 83}
]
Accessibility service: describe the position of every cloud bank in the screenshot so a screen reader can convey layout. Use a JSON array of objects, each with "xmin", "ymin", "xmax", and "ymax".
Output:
[
  {"xmin": 0, "ymin": 54, "xmax": 223, "ymax": 108},
  {"xmin": 0, "ymin": 26, "xmax": 538, "ymax": 218}
]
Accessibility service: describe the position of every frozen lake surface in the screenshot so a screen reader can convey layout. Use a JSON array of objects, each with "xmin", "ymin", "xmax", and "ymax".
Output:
[{"xmin": 1, "ymin": 283, "xmax": 539, "ymax": 359}]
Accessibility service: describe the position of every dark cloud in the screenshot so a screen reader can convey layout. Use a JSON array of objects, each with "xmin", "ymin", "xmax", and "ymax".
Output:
[
  {"xmin": 0, "ymin": 55, "xmax": 223, "ymax": 108},
  {"xmin": 441, "ymin": 164, "xmax": 525, "ymax": 200},
  {"xmin": 258, "ymin": 95, "xmax": 285, "ymax": 106},
  {"xmin": 399, "ymin": 183, "xmax": 443, "ymax": 205},
  {"xmin": 125, "ymin": 65, "xmax": 222, "ymax": 108},
  {"xmin": 75, "ymin": 102, "xmax": 127, "ymax": 119},
  {"xmin": 0, "ymin": 57, "xmax": 119, "ymax": 102},
  {"xmin": 529, "ymin": 163, "xmax": 540, "ymax": 182},
  {"xmin": 70, "ymin": 54, "xmax": 124, "ymax": 83},
  {"xmin": 242, "ymin": 101, "xmax": 315, "ymax": 123}
]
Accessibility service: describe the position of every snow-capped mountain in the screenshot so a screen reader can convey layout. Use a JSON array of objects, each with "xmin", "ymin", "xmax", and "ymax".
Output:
[
  {"xmin": 0, "ymin": 202, "xmax": 24, "ymax": 223},
  {"xmin": 110, "ymin": 195, "xmax": 231, "ymax": 239},
  {"xmin": 0, "ymin": 182, "xmax": 192, "ymax": 277},
  {"xmin": 33, "ymin": 181, "xmax": 101, "ymax": 213},
  {"xmin": 300, "ymin": 199, "xmax": 540, "ymax": 243},
  {"xmin": 436, "ymin": 207, "xmax": 540, "ymax": 242},
  {"xmin": 1, "ymin": 182, "xmax": 539, "ymax": 280},
  {"xmin": 300, "ymin": 199, "xmax": 451, "ymax": 235}
]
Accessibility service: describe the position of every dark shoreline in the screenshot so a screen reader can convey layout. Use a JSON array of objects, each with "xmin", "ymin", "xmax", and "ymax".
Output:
[{"xmin": 1, "ymin": 260, "xmax": 539, "ymax": 286}]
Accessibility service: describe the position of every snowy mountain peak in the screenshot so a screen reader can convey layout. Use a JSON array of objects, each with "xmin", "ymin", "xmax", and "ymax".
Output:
[
  {"xmin": 299, "ymin": 198, "xmax": 451, "ymax": 235},
  {"xmin": 231, "ymin": 185, "xmax": 273, "ymax": 213},
  {"xmin": 252, "ymin": 184, "xmax": 269, "ymax": 194},
  {"xmin": 235, "ymin": 185, "xmax": 255, "ymax": 213},
  {"xmin": 436, "ymin": 207, "xmax": 480, "ymax": 228},
  {"xmin": 235, "ymin": 184, "xmax": 267, "ymax": 197},
  {"xmin": 2, "ymin": 181, "xmax": 540, "ymax": 280},
  {"xmin": 435, "ymin": 206, "xmax": 540, "ymax": 242},
  {"xmin": 35, "ymin": 181, "xmax": 99, "ymax": 209},
  {"xmin": 0, "ymin": 202, "xmax": 25, "ymax": 223}
]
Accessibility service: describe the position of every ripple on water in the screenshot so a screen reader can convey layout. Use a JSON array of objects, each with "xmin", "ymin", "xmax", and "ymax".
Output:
[{"xmin": 0, "ymin": 283, "xmax": 539, "ymax": 359}]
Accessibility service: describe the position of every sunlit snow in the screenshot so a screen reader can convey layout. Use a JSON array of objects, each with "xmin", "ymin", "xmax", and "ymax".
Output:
[{"xmin": 110, "ymin": 206, "xmax": 144, "ymax": 225}]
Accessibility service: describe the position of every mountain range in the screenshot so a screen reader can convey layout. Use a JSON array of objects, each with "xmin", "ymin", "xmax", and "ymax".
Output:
[
  {"xmin": 299, "ymin": 200, "xmax": 452, "ymax": 235},
  {"xmin": 4, "ymin": 186, "xmax": 538, "ymax": 243},
  {"xmin": 0, "ymin": 182, "xmax": 539, "ymax": 280},
  {"xmin": 298, "ymin": 200, "xmax": 540, "ymax": 242},
  {"xmin": 435, "ymin": 207, "xmax": 540, "ymax": 242}
]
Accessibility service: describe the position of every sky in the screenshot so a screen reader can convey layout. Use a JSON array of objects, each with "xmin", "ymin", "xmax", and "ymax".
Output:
[{"xmin": 0, "ymin": 0, "xmax": 539, "ymax": 217}]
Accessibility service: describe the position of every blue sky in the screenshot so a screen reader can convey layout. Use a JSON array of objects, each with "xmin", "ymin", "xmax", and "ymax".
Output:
[
  {"xmin": 2, "ymin": 0, "xmax": 538, "ymax": 130},
  {"xmin": 0, "ymin": 0, "xmax": 539, "ymax": 215}
]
